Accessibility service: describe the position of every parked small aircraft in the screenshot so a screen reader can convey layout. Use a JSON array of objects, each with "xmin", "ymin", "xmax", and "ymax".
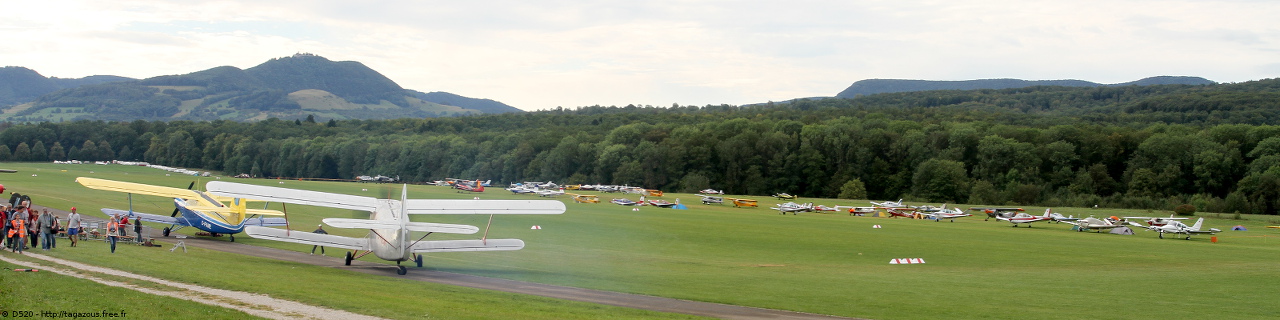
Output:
[
  {"xmin": 1071, "ymin": 216, "xmax": 1129, "ymax": 232},
  {"xmin": 1123, "ymin": 214, "xmax": 1188, "ymax": 227},
  {"xmin": 772, "ymin": 202, "xmax": 813, "ymax": 215},
  {"xmin": 646, "ymin": 200, "xmax": 676, "ymax": 208},
  {"xmin": 76, "ymin": 177, "xmax": 286, "ymax": 241},
  {"xmin": 1049, "ymin": 212, "xmax": 1079, "ymax": 223},
  {"xmin": 1131, "ymin": 217, "xmax": 1220, "ymax": 239},
  {"xmin": 454, "ymin": 180, "xmax": 484, "ymax": 193},
  {"xmin": 206, "ymin": 182, "xmax": 564, "ymax": 275},
  {"xmin": 996, "ymin": 209, "xmax": 1054, "ymax": 227},
  {"xmin": 773, "ymin": 193, "xmax": 797, "ymax": 200},
  {"xmin": 969, "ymin": 207, "xmax": 1026, "ymax": 221},
  {"xmin": 871, "ymin": 199, "xmax": 906, "ymax": 207},
  {"xmin": 699, "ymin": 189, "xmax": 724, "ymax": 195},
  {"xmin": 699, "ymin": 195, "xmax": 724, "ymax": 205},
  {"xmin": 611, "ymin": 198, "xmax": 639, "ymax": 206},
  {"xmin": 884, "ymin": 207, "xmax": 919, "ymax": 218},
  {"xmin": 922, "ymin": 205, "xmax": 971, "ymax": 222}
]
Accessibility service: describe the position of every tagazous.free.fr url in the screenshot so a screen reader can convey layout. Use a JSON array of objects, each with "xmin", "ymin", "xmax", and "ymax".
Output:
[{"xmin": 3, "ymin": 310, "xmax": 128, "ymax": 318}]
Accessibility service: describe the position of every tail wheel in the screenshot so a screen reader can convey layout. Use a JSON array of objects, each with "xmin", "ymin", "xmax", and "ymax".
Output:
[{"xmin": 344, "ymin": 251, "xmax": 354, "ymax": 266}]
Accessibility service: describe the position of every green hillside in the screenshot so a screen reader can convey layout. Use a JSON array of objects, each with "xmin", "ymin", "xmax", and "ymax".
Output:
[{"xmin": 0, "ymin": 54, "xmax": 514, "ymax": 122}]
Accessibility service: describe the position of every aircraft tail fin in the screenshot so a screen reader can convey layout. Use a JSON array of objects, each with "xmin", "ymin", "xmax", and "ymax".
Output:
[
  {"xmin": 1190, "ymin": 217, "xmax": 1204, "ymax": 231},
  {"xmin": 1043, "ymin": 208, "xmax": 1052, "ymax": 218}
]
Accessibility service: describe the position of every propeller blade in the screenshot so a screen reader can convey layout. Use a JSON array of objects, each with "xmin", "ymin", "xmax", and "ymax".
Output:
[{"xmin": 187, "ymin": 181, "xmax": 196, "ymax": 190}]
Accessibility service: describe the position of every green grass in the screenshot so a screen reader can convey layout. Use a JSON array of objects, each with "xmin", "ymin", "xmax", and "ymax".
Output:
[
  {"xmin": 5, "ymin": 162, "xmax": 1280, "ymax": 319},
  {"xmin": 0, "ymin": 258, "xmax": 264, "ymax": 319}
]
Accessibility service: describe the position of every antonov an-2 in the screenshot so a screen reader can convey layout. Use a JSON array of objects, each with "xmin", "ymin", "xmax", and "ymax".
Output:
[{"xmin": 205, "ymin": 181, "xmax": 565, "ymax": 275}]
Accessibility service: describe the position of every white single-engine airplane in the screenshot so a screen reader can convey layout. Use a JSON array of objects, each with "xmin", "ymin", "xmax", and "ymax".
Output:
[
  {"xmin": 922, "ymin": 205, "xmax": 972, "ymax": 222},
  {"xmin": 77, "ymin": 177, "xmax": 287, "ymax": 241},
  {"xmin": 205, "ymin": 181, "xmax": 565, "ymax": 275},
  {"xmin": 1131, "ymin": 217, "xmax": 1221, "ymax": 240},
  {"xmin": 870, "ymin": 199, "xmax": 906, "ymax": 207},
  {"xmin": 1071, "ymin": 216, "xmax": 1129, "ymax": 232}
]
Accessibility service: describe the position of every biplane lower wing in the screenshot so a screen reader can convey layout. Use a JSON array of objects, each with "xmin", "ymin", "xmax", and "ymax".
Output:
[
  {"xmin": 411, "ymin": 239, "xmax": 525, "ymax": 253},
  {"xmin": 244, "ymin": 226, "xmax": 366, "ymax": 250},
  {"xmin": 403, "ymin": 199, "xmax": 566, "ymax": 215},
  {"xmin": 102, "ymin": 208, "xmax": 178, "ymax": 225}
]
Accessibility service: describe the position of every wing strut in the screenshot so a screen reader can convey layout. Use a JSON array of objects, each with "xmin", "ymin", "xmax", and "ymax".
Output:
[{"xmin": 482, "ymin": 214, "xmax": 494, "ymax": 245}]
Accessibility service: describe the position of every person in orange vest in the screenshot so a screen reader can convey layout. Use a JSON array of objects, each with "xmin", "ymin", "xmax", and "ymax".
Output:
[
  {"xmin": 107, "ymin": 214, "xmax": 121, "ymax": 254},
  {"xmin": 8, "ymin": 213, "xmax": 26, "ymax": 254}
]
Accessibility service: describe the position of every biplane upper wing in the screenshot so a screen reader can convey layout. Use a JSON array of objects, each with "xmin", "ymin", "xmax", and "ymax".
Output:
[
  {"xmin": 206, "ymin": 181, "xmax": 378, "ymax": 211},
  {"xmin": 77, "ymin": 177, "xmax": 203, "ymax": 200},
  {"xmin": 402, "ymin": 199, "xmax": 566, "ymax": 215},
  {"xmin": 244, "ymin": 226, "xmax": 366, "ymax": 250},
  {"xmin": 101, "ymin": 208, "xmax": 179, "ymax": 225}
]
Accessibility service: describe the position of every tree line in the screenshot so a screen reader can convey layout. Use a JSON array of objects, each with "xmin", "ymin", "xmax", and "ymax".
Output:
[{"xmin": 2, "ymin": 79, "xmax": 1280, "ymax": 214}]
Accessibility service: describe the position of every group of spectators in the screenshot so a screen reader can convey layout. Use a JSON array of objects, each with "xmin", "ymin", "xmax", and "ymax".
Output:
[{"xmin": 1, "ymin": 189, "xmax": 136, "ymax": 254}]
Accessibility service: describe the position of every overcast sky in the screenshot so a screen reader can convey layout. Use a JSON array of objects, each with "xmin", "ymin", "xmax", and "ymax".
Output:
[{"xmin": 3, "ymin": 1, "xmax": 1278, "ymax": 110}]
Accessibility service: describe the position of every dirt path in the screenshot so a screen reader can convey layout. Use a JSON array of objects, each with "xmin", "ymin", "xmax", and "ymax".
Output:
[{"xmin": 0, "ymin": 253, "xmax": 386, "ymax": 320}]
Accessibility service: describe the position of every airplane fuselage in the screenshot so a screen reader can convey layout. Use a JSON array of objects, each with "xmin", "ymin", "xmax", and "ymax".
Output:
[{"xmin": 367, "ymin": 199, "xmax": 412, "ymax": 262}]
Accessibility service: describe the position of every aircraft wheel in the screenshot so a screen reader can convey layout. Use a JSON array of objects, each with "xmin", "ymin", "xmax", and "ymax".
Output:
[
  {"xmin": 1159, "ymin": 233, "xmax": 1164, "ymax": 239},
  {"xmin": 345, "ymin": 252, "xmax": 353, "ymax": 266},
  {"xmin": 396, "ymin": 266, "xmax": 407, "ymax": 275},
  {"xmin": 162, "ymin": 227, "xmax": 170, "ymax": 237},
  {"xmin": 415, "ymin": 254, "xmax": 424, "ymax": 268},
  {"xmin": 1186, "ymin": 236, "xmax": 1191, "ymax": 240},
  {"xmin": 230, "ymin": 235, "xmax": 235, "ymax": 242}
]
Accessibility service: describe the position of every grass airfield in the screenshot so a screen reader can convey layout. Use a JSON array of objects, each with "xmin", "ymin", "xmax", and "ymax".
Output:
[{"xmin": 4, "ymin": 162, "xmax": 1280, "ymax": 319}]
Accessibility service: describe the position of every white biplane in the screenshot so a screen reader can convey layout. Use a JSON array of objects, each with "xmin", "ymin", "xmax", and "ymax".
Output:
[{"xmin": 205, "ymin": 182, "xmax": 565, "ymax": 275}]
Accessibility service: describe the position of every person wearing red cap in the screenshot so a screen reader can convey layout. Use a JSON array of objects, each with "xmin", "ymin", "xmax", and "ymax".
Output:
[{"xmin": 67, "ymin": 207, "xmax": 81, "ymax": 247}]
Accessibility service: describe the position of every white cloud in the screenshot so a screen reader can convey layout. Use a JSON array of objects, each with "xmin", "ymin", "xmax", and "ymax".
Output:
[{"xmin": 3, "ymin": 0, "xmax": 1279, "ymax": 110}]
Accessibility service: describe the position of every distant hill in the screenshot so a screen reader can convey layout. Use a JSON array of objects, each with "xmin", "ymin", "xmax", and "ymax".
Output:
[
  {"xmin": 835, "ymin": 76, "xmax": 1216, "ymax": 98},
  {"xmin": 410, "ymin": 91, "xmax": 522, "ymax": 114},
  {"xmin": 0, "ymin": 66, "xmax": 133, "ymax": 106},
  {"xmin": 0, "ymin": 54, "xmax": 523, "ymax": 122}
]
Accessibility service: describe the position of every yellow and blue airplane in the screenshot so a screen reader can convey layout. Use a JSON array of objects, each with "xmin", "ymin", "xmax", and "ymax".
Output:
[{"xmin": 76, "ymin": 177, "xmax": 286, "ymax": 241}]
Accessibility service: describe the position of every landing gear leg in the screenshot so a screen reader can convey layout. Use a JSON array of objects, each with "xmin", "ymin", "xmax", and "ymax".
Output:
[
  {"xmin": 345, "ymin": 251, "xmax": 354, "ymax": 266},
  {"xmin": 230, "ymin": 235, "xmax": 235, "ymax": 242}
]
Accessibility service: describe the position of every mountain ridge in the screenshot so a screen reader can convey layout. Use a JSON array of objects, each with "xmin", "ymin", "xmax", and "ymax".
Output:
[
  {"xmin": 835, "ymin": 76, "xmax": 1216, "ymax": 98},
  {"xmin": 0, "ymin": 54, "xmax": 521, "ymax": 122}
]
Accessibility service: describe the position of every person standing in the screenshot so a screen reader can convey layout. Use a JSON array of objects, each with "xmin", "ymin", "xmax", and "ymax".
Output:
[
  {"xmin": 8, "ymin": 212, "xmax": 25, "ymax": 254},
  {"xmin": 26, "ymin": 206, "xmax": 37, "ymax": 250},
  {"xmin": 133, "ymin": 215, "xmax": 142, "ymax": 243},
  {"xmin": 38, "ymin": 209, "xmax": 53, "ymax": 250},
  {"xmin": 107, "ymin": 214, "xmax": 120, "ymax": 254},
  {"xmin": 67, "ymin": 207, "xmax": 81, "ymax": 247},
  {"xmin": 311, "ymin": 224, "xmax": 327, "ymax": 255},
  {"xmin": 0, "ymin": 204, "xmax": 9, "ymax": 249},
  {"xmin": 119, "ymin": 214, "xmax": 129, "ymax": 238}
]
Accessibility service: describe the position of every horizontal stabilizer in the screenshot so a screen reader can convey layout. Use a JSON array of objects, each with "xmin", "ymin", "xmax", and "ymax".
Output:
[
  {"xmin": 403, "ymin": 199, "xmax": 566, "ymax": 215},
  {"xmin": 244, "ymin": 226, "xmax": 366, "ymax": 250},
  {"xmin": 242, "ymin": 217, "xmax": 289, "ymax": 227},
  {"xmin": 206, "ymin": 181, "xmax": 378, "ymax": 211},
  {"xmin": 101, "ymin": 208, "xmax": 179, "ymax": 224},
  {"xmin": 184, "ymin": 205, "xmax": 286, "ymax": 216},
  {"xmin": 321, "ymin": 218, "xmax": 479, "ymax": 234},
  {"xmin": 411, "ymin": 239, "xmax": 525, "ymax": 253}
]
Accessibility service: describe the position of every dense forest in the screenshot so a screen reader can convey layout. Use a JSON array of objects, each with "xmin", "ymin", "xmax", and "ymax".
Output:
[{"xmin": 3, "ymin": 79, "xmax": 1280, "ymax": 215}]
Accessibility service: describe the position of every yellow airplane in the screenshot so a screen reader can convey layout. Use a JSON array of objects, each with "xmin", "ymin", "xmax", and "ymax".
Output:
[{"xmin": 76, "ymin": 177, "xmax": 286, "ymax": 241}]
